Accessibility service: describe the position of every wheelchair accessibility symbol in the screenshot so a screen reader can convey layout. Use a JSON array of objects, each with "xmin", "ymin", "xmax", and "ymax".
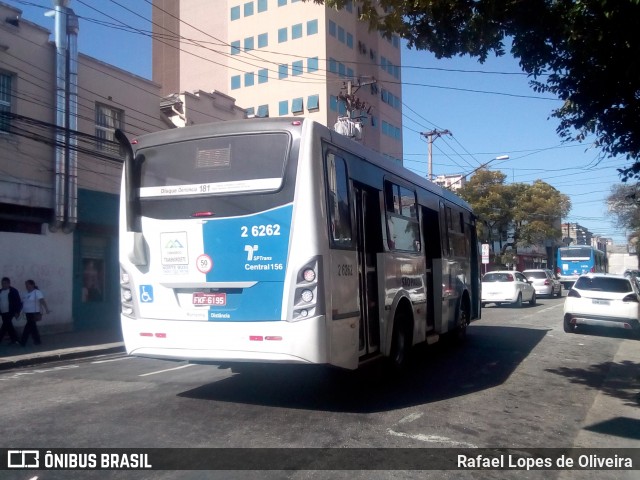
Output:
[{"xmin": 139, "ymin": 285, "xmax": 154, "ymax": 303}]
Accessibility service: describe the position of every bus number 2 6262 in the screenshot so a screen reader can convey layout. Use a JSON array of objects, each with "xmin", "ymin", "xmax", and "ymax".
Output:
[{"xmin": 240, "ymin": 224, "xmax": 281, "ymax": 237}]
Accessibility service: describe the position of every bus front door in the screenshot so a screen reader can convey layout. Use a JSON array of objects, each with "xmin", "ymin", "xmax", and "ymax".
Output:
[
  {"xmin": 355, "ymin": 185, "xmax": 383, "ymax": 359},
  {"xmin": 422, "ymin": 206, "xmax": 442, "ymax": 332}
]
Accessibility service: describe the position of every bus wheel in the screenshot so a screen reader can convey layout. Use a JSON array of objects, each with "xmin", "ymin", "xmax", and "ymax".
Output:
[
  {"xmin": 390, "ymin": 313, "xmax": 412, "ymax": 370},
  {"xmin": 452, "ymin": 301, "xmax": 469, "ymax": 345}
]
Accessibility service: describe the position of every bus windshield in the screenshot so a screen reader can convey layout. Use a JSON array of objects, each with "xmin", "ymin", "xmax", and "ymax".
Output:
[
  {"xmin": 559, "ymin": 247, "xmax": 593, "ymax": 260},
  {"xmin": 138, "ymin": 132, "xmax": 290, "ymax": 197}
]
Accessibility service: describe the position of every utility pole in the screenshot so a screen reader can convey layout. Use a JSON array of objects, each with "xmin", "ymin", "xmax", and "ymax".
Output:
[
  {"xmin": 335, "ymin": 78, "xmax": 376, "ymax": 140},
  {"xmin": 421, "ymin": 129, "xmax": 451, "ymax": 181},
  {"xmin": 338, "ymin": 78, "xmax": 376, "ymax": 119}
]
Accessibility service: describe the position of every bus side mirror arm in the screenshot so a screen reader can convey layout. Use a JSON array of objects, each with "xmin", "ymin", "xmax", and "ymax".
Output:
[
  {"xmin": 115, "ymin": 129, "xmax": 141, "ymax": 234},
  {"xmin": 115, "ymin": 130, "xmax": 148, "ymax": 266},
  {"xmin": 126, "ymin": 231, "xmax": 148, "ymax": 266}
]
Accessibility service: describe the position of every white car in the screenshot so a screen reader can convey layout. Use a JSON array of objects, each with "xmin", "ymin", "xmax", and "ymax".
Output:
[
  {"xmin": 563, "ymin": 273, "xmax": 640, "ymax": 336},
  {"xmin": 481, "ymin": 270, "xmax": 536, "ymax": 307}
]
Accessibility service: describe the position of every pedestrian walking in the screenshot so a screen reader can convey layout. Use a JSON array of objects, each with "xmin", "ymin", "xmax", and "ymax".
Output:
[
  {"xmin": 0, "ymin": 277, "xmax": 22, "ymax": 345},
  {"xmin": 20, "ymin": 279, "xmax": 50, "ymax": 347}
]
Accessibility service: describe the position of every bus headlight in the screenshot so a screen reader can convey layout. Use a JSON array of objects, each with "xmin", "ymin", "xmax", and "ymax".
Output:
[
  {"xmin": 302, "ymin": 268, "xmax": 316, "ymax": 282},
  {"xmin": 290, "ymin": 257, "xmax": 323, "ymax": 322},
  {"xmin": 120, "ymin": 266, "xmax": 135, "ymax": 318}
]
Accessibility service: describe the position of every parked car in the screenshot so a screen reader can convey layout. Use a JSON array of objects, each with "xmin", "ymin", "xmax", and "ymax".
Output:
[
  {"xmin": 523, "ymin": 269, "xmax": 562, "ymax": 298},
  {"xmin": 481, "ymin": 270, "xmax": 536, "ymax": 307},
  {"xmin": 563, "ymin": 273, "xmax": 640, "ymax": 336}
]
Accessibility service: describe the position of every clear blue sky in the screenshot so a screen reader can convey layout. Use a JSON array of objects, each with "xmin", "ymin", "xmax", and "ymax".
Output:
[{"xmin": 8, "ymin": 0, "xmax": 629, "ymax": 244}]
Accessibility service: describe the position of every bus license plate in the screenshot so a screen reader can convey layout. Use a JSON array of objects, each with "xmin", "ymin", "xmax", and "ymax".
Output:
[{"xmin": 193, "ymin": 293, "xmax": 227, "ymax": 306}]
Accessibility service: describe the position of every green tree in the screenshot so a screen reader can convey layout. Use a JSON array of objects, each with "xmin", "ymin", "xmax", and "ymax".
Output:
[
  {"xmin": 607, "ymin": 183, "xmax": 640, "ymax": 247},
  {"xmin": 457, "ymin": 169, "xmax": 511, "ymax": 245},
  {"xmin": 511, "ymin": 180, "xmax": 571, "ymax": 249},
  {"xmin": 315, "ymin": 0, "xmax": 640, "ymax": 179},
  {"xmin": 458, "ymin": 172, "xmax": 570, "ymax": 259}
]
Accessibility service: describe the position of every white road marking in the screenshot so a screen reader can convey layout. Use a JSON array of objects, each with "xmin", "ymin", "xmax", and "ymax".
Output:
[
  {"xmin": 0, "ymin": 365, "xmax": 79, "ymax": 381},
  {"xmin": 398, "ymin": 412, "xmax": 423, "ymax": 424},
  {"xmin": 519, "ymin": 302, "xmax": 564, "ymax": 321},
  {"xmin": 91, "ymin": 356, "xmax": 134, "ymax": 364},
  {"xmin": 388, "ymin": 429, "xmax": 478, "ymax": 448},
  {"xmin": 138, "ymin": 363, "xmax": 195, "ymax": 377}
]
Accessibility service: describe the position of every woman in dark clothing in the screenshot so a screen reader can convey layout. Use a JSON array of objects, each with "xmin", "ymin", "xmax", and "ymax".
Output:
[{"xmin": 0, "ymin": 277, "xmax": 22, "ymax": 345}]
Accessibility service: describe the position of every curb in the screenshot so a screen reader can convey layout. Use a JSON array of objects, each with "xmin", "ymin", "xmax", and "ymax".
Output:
[{"xmin": 0, "ymin": 343, "xmax": 126, "ymax": 371}]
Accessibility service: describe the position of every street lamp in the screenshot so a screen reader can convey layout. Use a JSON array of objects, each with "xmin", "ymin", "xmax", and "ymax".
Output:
[{"xmin": 448, "ymin": 155, "xmax": 510, "ymax": 188}]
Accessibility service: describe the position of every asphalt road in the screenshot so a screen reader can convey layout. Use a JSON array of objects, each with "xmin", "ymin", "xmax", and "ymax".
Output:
[{"xmin": 1, "ymin": 294, "xmax": 638, "ymax": 480}]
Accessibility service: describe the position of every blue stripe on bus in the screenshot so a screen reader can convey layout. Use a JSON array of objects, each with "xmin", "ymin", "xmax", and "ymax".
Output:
[{"xmin": 201, "ymin": 204, "xmax": 293, "ymax": 321}]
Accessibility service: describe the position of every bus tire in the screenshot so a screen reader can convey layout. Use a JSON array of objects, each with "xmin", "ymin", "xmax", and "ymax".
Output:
[
  {"xmin": 451, "ymin": 298, "xmax": 470, "ymax": 345},
  {"xmin": 390, "ymin": 309, "xmax": 412, "ymax": 370}
]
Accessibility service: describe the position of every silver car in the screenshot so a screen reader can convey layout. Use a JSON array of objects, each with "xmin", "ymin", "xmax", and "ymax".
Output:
[{"xmin": 523, "ymin": 269, "xmax": 562, "ymax": 298}]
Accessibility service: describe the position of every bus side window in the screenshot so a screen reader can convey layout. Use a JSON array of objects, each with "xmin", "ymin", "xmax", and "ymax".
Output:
[
  {"xmin": 326, "ymin": 153, "xmax": 353, "ymax": 248},
  {"xmin": 449, "ymin": 210, "xmax": 467, "ymax": 258},
  {"xmin": 384, "ymin": 181, "xmax": 420, "ymax": 252}
]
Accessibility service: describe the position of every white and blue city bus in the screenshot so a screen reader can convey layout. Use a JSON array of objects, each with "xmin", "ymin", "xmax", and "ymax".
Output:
[
  {"xmin": 556, "ymin": 245, "xmax": 607, "ymax": 289},
  {"xmin": 116, "ymin": 118, "xmax": 480, "ymax": 370}
]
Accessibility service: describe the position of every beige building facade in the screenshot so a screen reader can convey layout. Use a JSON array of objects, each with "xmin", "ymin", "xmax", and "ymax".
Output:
[{"xmin": 152, "ymin": 0, "xmax": 403, "ymax": 162}]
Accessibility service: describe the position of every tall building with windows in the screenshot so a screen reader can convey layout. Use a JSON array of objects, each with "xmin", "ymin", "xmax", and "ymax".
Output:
[{"xmin": 152, "ymin": 0, "xmax": 403, "ymax": 162}]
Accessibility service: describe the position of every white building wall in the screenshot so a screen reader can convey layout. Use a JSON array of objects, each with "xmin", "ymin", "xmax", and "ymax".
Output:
[
  {"xmin": 0, "ymin": 230, "xmax": 73, "ymax": 332},
  {"xmin": 607, "ymin": 253, "xmax": 637, "ymax": 275}
]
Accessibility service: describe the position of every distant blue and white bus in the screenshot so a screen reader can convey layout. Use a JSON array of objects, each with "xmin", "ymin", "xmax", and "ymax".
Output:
[
  {"xmin": 556, "ymin": 246, "xmax": 607, "ymax": 288},
  {"xmin": 116, "ymin": 118, "xmax": 480, "ymax": 370}
]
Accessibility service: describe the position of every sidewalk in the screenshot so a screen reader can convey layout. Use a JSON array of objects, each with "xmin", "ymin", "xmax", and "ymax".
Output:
[
  {"xmin": 0, "ymin": 326, "xmax": 125, "ymax": 371},
  {"xmin": 557, "ymin": 337, "xmax": 640, "ymax": 480}
]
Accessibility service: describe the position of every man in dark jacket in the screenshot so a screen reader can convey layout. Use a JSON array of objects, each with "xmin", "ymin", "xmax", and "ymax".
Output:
[{"xmin": 0, "ymin": 277, "xmax": 22, "ymax": 344}]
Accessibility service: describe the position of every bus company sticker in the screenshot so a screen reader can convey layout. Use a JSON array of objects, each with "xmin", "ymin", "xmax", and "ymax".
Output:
[
  {"xmin": 196, "ymin": 254, "xmax": 213, "ymax": 273},
  {"xmin": 160, "ymin": 232, "xmax": 189, "ymax": 265},
  {"xmin": 162, "ymin": 265, "xmax": 189, "ymax": 275}
]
